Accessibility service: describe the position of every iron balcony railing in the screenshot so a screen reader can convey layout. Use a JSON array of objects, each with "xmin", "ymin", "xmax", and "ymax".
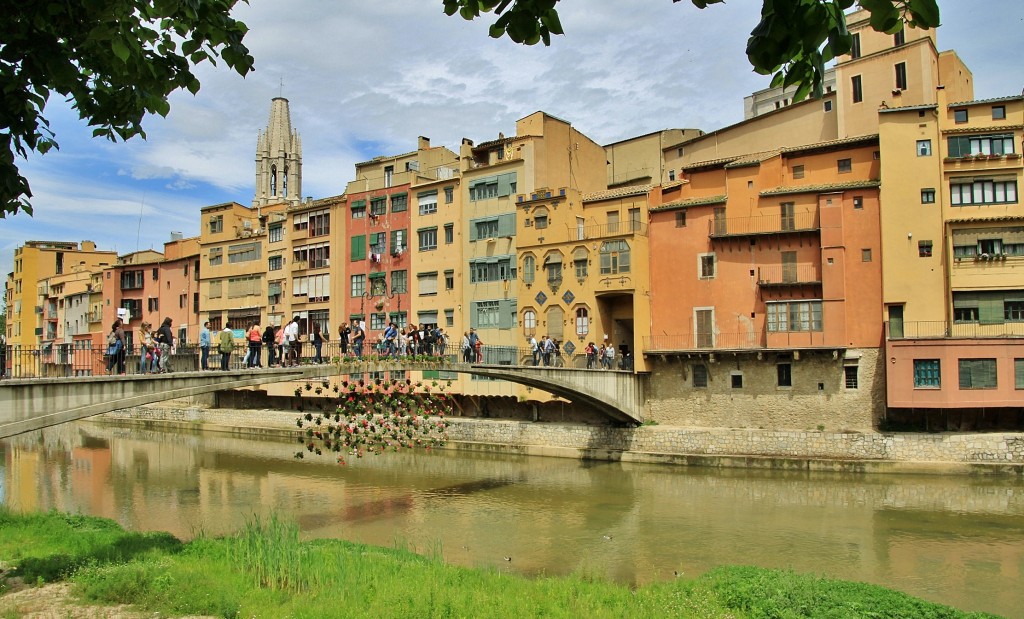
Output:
[
  {"xmin": 709, "ymin": 210, "xmax": 819, "ymax": 238},
  {"xmin": 756, "ymin": 264, "xmax": 822, "ymax": 286},
  {"xmin": 572, "ymin": 221, "xmax": 648, "ymax": 240},
  {"xmin": 886, "ymin": 320, "xmax": 1024, "ymax": 340}
]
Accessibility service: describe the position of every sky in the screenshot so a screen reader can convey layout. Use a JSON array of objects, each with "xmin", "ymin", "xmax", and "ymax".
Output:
[{"xmin": 2, "ymin": 0, "xmax": 1023, "ymax": 281}]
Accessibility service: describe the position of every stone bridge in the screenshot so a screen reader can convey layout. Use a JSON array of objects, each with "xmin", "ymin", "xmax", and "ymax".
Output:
[{"xmin": 0, "ymin": 362, "xmax": 645, "ymax": 439}]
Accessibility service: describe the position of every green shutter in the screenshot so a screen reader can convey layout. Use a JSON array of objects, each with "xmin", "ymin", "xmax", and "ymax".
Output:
[
  {"xmin": 497, "ymin": 172, "xmax": 516, "ymax": 197},
  {"xmin": 350, "ymin": 199, "xmax": 366, "ymax": 209},
  {"xmin": 469, "ymin": 217, "xmax": 479, "ymax": 242},
  {"xmin": 497, "ymin": 212, "xmax": 516, "ymax": 237},
  {"xmin": 470, "ymin": 302, "xmax": 479, "ymax": 329},
  {"xmin": 498, "ymin": 299, "xmax": 512, "ymax": 329},
  {"xmin": 351, "ymin": 235, "xmax": 366, "ymax": 261}
]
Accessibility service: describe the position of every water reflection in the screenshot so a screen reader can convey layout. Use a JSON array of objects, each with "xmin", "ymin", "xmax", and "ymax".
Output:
[{"xmin": 2, "ymin": 421, "xmax": 1023, "ymax": 617}]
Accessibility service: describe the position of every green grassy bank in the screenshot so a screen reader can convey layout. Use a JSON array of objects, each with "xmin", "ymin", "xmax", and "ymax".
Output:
[{"xmin": 0, "ymin": 508, "xmax": 1000, "ymax": 618}]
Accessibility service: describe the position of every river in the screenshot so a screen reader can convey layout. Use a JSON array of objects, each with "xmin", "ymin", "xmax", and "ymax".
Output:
[{"xmin": 2, "ymin": 420, "xmax": 1022, "ymax": 617}]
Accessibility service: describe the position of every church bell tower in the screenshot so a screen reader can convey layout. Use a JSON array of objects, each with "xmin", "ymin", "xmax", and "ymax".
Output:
[{"xmin": 253, "ymin": 97, "xmax": 302, "ymax": 207}]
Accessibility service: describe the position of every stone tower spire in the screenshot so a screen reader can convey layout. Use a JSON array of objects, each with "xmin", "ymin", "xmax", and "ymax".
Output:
[{"xmin": 253, "ymin": 97, "xmax": 302, "ymax": 207}]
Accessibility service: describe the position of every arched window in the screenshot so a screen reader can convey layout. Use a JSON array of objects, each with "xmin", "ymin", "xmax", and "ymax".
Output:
[
  {"xmin": 572, "ymin": 247, "xmax": 589, "ymax": 279},
  {"xmin": 523, "ymin": 309, "xmax": 537, "ymax": 335},
  {"xmin": 282, "ymin": 166, "xmax": 289, "ymax": 197},
  {"xmin": 544, "ymin": 251, "xmax": 564, "ymax": 285},
  {"xmin": 522, "ymin": 254, "xmax": 536, "ymax": 284},
  {"xmin": 575, "ymin": 307, "xmax": 589, "ymax": 337},
  {"xmin": 270, "ymin": 165, "xmax": 278, "ymax": 195}
]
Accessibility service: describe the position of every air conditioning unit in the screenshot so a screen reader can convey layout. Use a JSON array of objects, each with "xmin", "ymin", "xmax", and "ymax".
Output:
[{"xmin": 323, "ymin": 259, "xmax": 330, "ymax": 266}]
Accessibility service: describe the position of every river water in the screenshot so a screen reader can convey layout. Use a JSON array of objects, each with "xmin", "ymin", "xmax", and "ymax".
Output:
[{"xmin": 2, "ymin": 420, "xmax": 1022, "ymax": 617}]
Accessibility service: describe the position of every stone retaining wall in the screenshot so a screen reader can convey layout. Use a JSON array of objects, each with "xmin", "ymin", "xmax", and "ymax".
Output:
[{"xmin": 104, "ymin": 405, "xmax": 1024, "ymax": 475}]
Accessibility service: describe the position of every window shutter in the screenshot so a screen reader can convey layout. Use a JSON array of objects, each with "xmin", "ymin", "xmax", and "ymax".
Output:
[
  {"xmin": 469, "ymin": 218, "xmax": 479, "ymax": 242},
  {"xmin": 497, "ymin": 213, "xmax": 516, "ymax": 237},
  {"xmin": 1016, "ymin": 359, "xmax": 1024, "ymax": 389},
  {"xmin": 497, "ymin": 172, "xmax": 516, "ymax": 197},
  {"xmin": 470, "ymin": 302, "xmax": 479, "ymax": 329},
  {"xmin": 498, "ymin": 299, "xmax": 512, "ymax": 329},
  {"xmin": 351, "ymin": 235, "xmax": 366, "ymax": 261}
]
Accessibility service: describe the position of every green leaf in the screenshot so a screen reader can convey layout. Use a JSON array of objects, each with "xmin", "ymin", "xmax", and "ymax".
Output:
[{"xmin": 111, "ymin": 39, "xmax": 130, "ymax": 63}]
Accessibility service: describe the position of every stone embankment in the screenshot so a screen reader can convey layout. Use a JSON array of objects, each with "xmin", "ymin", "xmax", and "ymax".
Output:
[{"xmin": 104, "ymin": 405, "xmax": 1024, "ymax": 475}]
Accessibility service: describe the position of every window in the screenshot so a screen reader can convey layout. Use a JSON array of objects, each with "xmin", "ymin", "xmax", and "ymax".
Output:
[
  {"xmin": 675, "ymin": 211, "xmax": 686, "ymax": 227},
  {"xmin": 391, "ymin": 270, "xmax": 407, "ymax": 294},
  {"xmin": 953, "ymin": 306, "xmax": 979, "ymax": 323},
  {"xmin": 954, "ymin": 108, "xmax": 968, "ymax": 124},
  {"xmin": 914, "ymin": 359, "xmax": 941, "ymax": 388},
  {"xmin": 122, "ymin": 298, "xmax": 141, "ymax": 319},
  {"xmin": 823, "ymin": 100, "xmax": 833, "ymax": 113},
  {"xmin": 668, "ymin": 170, "xmax": 676, "ymax": 181},
  {"xmin": 629, "ymin": 208, "xmax": 642, "ymax": 232},
  {"xmin": 1005, "ymin": 301, "xmax": 1024, "ymax": 322},
  {"xmin": 120, "ymin": 270, "xmax": 143, "ymax": 290},
  {"xmin": 959, "ymin": 359, "xmax": 997, "ymax": 389},
  {"xmin": 837, "ymin": 158, "xmax": 852, "ymax": 173},
  {"xmin": 851, "ymin": 75, "xmax": 863, "ymax": 104},
  {"xmin": 917, "ymin": 140, "xmax": 931, "ymax": 156},
  {"xmin": 474, "ymin": 219, "xmax": 500, "ymax": 239},
  {"xmin": 534, "ymin": 207, "xmax": 549, "ymax": 229},
  {"xmin": 308, "ymin": 209, "xmax": 330, "ymax": 236},
  {"xmin": 850, "ymin": 32, "xmax": 861, "ymax": 58},
  {"xmin": 1016, "ymin": 359, "xmax": 1024, "ymax": 389},
  {"xmin": 148, "ymin": 297, "xmax": 159, "ymax": 312},
  {"xmin": 370, "ymin": 197, "xmax": 387, "ymax": 216},
  {"xmin": 268, "ymin": 223, "xmax": 283, "ymax": 243},
  {"xmin": 351, "ymin": 201, "xmax": 366, "ymax": 219},
  {"xmin": 545, "ymin": 258, "xmax": 562, "ymax": 285},
  {"xmin": 369, "ymin": 273, "xmax": 387, "ymax": 296},
  {"xmin": 444, "ymin": 270, "xmax": 454, "ymax": 290},
  {"xmin": 576, "ymin": 307, "xmax": 589, "ymax": 337},
  {"xmin": 418, "ymin": 190, "xmax": 438, "ymax": 215},
  {"xmin": 780, "ymin": 202, "xmax": 795, "ymax": 231},
  {"xmin": 208, "ymin": 247, "xmax": 223, "ymax": 266},
  {"xmin": 844, "ymin": 365, "xmax": 859, "ymax": 389},
  {"xmin": 766, "ymin": 300, "xmax": 823, "ymax": 332},
  {"xmin": 895, "ymin": 62, "xmax": 907, "ymax": 90},
  {"xmin": 523, "ymin": 309, "xmax": 537, "ymax": 334},
  {"xmin": 893, "ymin": 27, "xmax": 905, "ymax": 46},
  {"xmin": 949, "ymin": 134, "xmax": 1016, "ymax": 158},
  {"xmin": 229, "ymin": 275, "xmax": 262, "ymax": 298},
  {"xmin": 731, "ymin": 373, "xmax": 743, "ymax": 389},
  {"xmin": 470, "ymin": 257, "xmax": 516, "ymax": 283},
  {"xmin": 692, "ymin": 364, "xmax": 708, "ymax": 388},
  {"xmin": 914, "ymin": 240, "xmax": 934, "ymax": 257},
  {"xmin": 350, "ymin": 235, "xmax": 366, "ymax": 261},
  {"xmin": 294, "ymin": 242, "xmax": 330, "ymax": 268},
  {"xmin": 208, "ymin": 214, "xmax": 223, "ymax": 234},
  {"xmin": 469, "ymin": 172, "xmax": 516, "ymax": 201},
  {"xmin": 417, "ymin": 272, "xmax": 438, "ymax": 296},
  {"xmin": 921, "ymin": 189, "xmax": 936, "ymax": 204},
  {"xmin": 853, "ymin": 196, "xmax": 864, "ymax": 210},
  {"xmin": 228, "ymin": 242, "xmax": 260, "ymax": 264},
  {"xmin": 475, "ymin": 300, "xmax": 500, "ymax": 327},
  {"xmin": 418, "ymin": 228, "xmax": 438, "ymax": 251},
  {"xmin": 445, "ymin": 309, "xmax": 454, "ymax": 328},
  {"xmin": 293, "ymin": 213, "xmax": 309, "ymax": 232},
  {"xmin": 777, "ymin": 363, "xmax": 792, "ymax": 387},
  {"xmin": 950, "ymin": 180, "xmax": 1018, "ymax": 206},
  {"xmin": 574, "ymin": 253, "xmax": 588, "ymax": 279},
  {"xmin": 268, "ymin": 255, "xmax": 283, "ymax": 271},
  {"xmin": 792, "ymin": 164, "xmax": 805, "ymax": 179},
  {"xmin": 522, "ymin": 255, "xmax": 536, "ymax": 284},
  {"xmin": 699, "ymin": 253, "xmax": 716, "ymax": 279},
  {"xmin": 384, "ymin": 165, "xmax": 393, "ymax": 188},
  {"xmin": 859, "ymin": 248, "xmax": 871, "ymax": 263},
  {"xmin": 601, "ymin": 240, "xmax": 631, "ymax": 274},
  {"xmin": 444, "ymin": 187, "xmax": 454, "ymax": 203},
  {"xmin": 444, "ymin": 224, "xmax": 454, "ymax": 244},
  {"xmin": 992, "ymin": 106, "xmax": 1006, "ymax": 120},
  {"xmin": 390, "ymin": 193, "xmax": 408, "ymax": 212},
  {"xmin": 371, "ymin": 313, "xmax": 386, "ymax": 330},
  {"xmin": 350, "ymin": 274, "xmax": 366, "ymax": 297}
]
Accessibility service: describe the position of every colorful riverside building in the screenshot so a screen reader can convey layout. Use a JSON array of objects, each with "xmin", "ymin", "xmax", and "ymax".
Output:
[
  {"xmin": 5, "ymin": 241, "xmax": 117, "ymax": 349},
  {"xmin": 879, "ymin": 91, "xmax": 1024, "ymax": 427},
  {"xmin": 343, "ymin": 137, "xmax": 460, "ymax": 344}
]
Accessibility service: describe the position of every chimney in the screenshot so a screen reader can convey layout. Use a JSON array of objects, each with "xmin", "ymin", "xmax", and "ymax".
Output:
[
  {"xmin": 81, "ymin": 241, "xmax": 96, "ymax": 252},
  {"xmin": 418, "ymin": 136, "xmax": 430, "ymax": 150}
]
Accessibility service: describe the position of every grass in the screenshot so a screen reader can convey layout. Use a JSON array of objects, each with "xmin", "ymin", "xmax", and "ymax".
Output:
[{"xmin": 0, "ymin": 507, "xmax": 1003, "ymax": 619}]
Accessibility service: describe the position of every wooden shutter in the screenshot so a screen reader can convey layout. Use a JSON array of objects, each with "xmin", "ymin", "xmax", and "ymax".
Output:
[{"xmin": 351, "ymin": 235, "xmax": 366, "ymax": 261}]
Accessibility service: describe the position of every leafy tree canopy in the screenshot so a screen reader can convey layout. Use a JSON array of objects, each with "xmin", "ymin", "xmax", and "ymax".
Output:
[
  {"xmin": 443, "ymin": 0, "xmax": 940, "ymax": 100},
  {"xmin": 0, "ymin": 0, "xmax": 254, "ymax": 218}
]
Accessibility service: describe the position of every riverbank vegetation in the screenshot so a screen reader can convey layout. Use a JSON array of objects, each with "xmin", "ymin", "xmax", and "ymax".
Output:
[{"xmin": 0, "ymin": 508, "xmax": 999, "ymax": 618}]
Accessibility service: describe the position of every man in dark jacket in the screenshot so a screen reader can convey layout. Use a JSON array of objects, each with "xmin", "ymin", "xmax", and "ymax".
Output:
[{"xmin": 155, "ymin": 317, "xmax": 175, "ymax": 373}]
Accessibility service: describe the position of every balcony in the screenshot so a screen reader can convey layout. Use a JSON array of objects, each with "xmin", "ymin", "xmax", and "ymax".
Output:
[
  {"xmin": 756, "ymin": 264, "xmax": 822, "ymax": 287},
  {"xmin": 574, "ymin": 221, "xmax": 647, "ymax": 240},
  {"xmin": 291, "ymin": 260, "xmax": 308, "ymax": 272},
  {"xmin": 644, "ymin": 329, "xmax": 832, "ymax": 352},
  {"xmin": 709, "ymin": 211, "xmax": 818, "ymax": 239},
  {"xmin": 887, "ymin": 320, "xmax": 1024, "ymax": 340}
]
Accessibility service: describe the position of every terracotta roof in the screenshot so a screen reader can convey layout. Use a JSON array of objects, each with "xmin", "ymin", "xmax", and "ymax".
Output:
[
  {"xmin": 661, "ymin": 179, "xmax": 687, "ymax": 190},
  {"xmin": 878, "ymin": 103, "xmax": 937, "ymax": 114},
  {"xmin": 682, "ymin": 155, "xmax": 743, "ymax": 171},
  {"xmin": 948, "ymin": 95, "xmax": 1024, "ymax": 108},
  {"xmin": 942, "ymin": 124, "xmax": 1024, "ymax": 135},
  {"xmin": 355, "ymin": 150, "xmax": 417, "ymax": 167},
  {"xmin": 583, "ymin": 184, "xmax": 652, "ymax": 202},
  {"xmin": 760, "ymin": 179, "xmax": 880, "ymax": 197},
  {"xmin": 780, "ymin": 134, "xmax": 879, "ymax": 155},
  {"xmin": 650, "ymin": 194, "xmax": 728, "ymax": 212},
  {"xmin": 946, "ymin": 214, "xmax": 1024, "ymax": 225},
  {"xmin": 475, "ymin": 135, "xmax": 534, "ymax": 150},
  {"xmin": 725, "ymin": 150, "xmax": 780, "ymax": 168}
]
